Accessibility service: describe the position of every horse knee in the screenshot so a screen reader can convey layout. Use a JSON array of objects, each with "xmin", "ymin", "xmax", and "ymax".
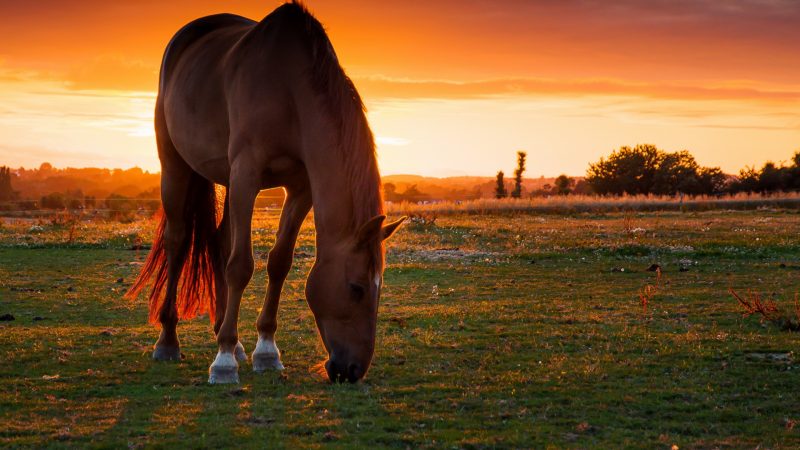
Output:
[{"xmin": 226, "ymin": 252, "xmax": 254, "ymax": 291}]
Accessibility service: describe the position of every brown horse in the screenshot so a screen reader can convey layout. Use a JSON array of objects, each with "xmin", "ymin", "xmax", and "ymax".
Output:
[{"xmin": 126, "ymin": 1, "xmax": 405, "ymax": 384}]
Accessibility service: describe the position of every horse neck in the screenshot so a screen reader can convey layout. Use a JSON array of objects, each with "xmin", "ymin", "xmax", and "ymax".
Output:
[{"xmin": 304, "ymin": 148, "xmax": 382, "ymax": 248}]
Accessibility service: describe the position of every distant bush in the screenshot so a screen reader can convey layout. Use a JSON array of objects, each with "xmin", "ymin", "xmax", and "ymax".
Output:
[
  {"xmin": 729, "ymin": 151, "xmax": 800, "ymax": 194},
  {"xmin": 586, "ymin": 144, "xmax": 727, "ymax": 196},
  {"xmin": 588, "ymin": 145, "xmax": 800, "ymax": 196},
  {"xmin": 41, "ymin": 192, "xmax": 66, "ymax": 209}
]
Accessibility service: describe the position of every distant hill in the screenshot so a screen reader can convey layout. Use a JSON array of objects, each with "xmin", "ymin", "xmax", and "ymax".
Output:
[
  {"xmin": 9, "ymin": 164, "xmax": 160, "ymax": 201},
  {"xmin": 382, "ymin": 174, "xmax": 576, "ymax": 201},
  {"xmin": 2, "ymin": 163, "xmax": 583, "ymax": 209}
]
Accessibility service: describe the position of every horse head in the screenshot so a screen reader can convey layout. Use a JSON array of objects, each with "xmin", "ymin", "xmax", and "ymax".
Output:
[{"xmin": 305, "ymin": 215, "xmax": 405, "ymax": 382}]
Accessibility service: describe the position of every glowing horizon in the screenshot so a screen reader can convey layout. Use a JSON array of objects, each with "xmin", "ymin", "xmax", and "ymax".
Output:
[{"xmin": 1, "ymin": 0, "xmax": 798, "ymax": 177}]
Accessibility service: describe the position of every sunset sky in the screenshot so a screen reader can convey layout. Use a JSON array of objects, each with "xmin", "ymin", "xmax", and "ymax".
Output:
[{"xmin": 1, "ymin": 0, "xmax": 798, "ymax": 177}]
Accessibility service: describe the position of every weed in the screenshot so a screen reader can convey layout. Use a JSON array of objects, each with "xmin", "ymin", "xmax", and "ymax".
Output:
[
  {"xmin": 638, "ymin": 267, "xmax": 663, "ymax": 316},
  {"xmin": 729, "ymin": 288, "xmax": 800, "ymax": 332}
]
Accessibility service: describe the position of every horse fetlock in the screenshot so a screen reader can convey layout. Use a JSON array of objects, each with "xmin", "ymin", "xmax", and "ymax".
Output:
[
  {"xmin": 208, "ymin": 350, "xmax": 240, "ymax": 384},
  {"xmin": 158, "ymin": 311, "xmax": 178, "ymax": 329},
  {"xmin": 152, "ymin": 344, "xmax": 181, "ymax": 361},
  {"xmin": 252, "ymin": 336, "xmax": 284, "ymax": 372},
  {"xmin": 234, "ymin": 341, "xmax": 248, "ymax": 362},
  {"xmin": 153, "ymin": 329, "xmax": 181, "ymax": 361}
]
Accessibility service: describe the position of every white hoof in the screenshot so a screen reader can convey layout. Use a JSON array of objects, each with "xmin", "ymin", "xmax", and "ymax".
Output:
[
  {"xmin": 252, "ymin": 337, "xmax": 284, "ymax": 372},
  {"xmin": 208, "ymin": 351, "xmax": 239, "ymax": 384},
  {"xmin": 234, "ymin": 341, "xmax": 247, "ymax": 362}
]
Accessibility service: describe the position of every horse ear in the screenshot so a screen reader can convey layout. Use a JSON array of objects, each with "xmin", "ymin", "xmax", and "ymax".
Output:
[
  {"xmin": 381, "ymin": 216, "xmax": 407, "ymax": 241},
  {"xmin": 356, "ymin": 215, "xmax": 386, "ymax": 247}
]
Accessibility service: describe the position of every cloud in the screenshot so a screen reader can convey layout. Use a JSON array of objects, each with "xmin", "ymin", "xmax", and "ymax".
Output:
[
  {"xmin": 690, "ymin": 123, "xmax": 800, "ymax": 131},
  {"xmin": 65, "ymin": 54, "xmax": 157, "ymax": 92},
  {"xmin": 355, "ymin": 76, "xmax": 800, "ymax": 104},
  {"xmin": 0, "ymin": 60, "xmax": 42, "ymax": 83},
  {"xmin": 0, "ymin": 143, "xmax": 105, "ymax": 167}
]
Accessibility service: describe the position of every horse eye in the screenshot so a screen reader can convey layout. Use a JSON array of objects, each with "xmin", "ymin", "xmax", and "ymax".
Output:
[{"xmin": 349, "ymin": 283, "xmax": 366, "ymax": 300}]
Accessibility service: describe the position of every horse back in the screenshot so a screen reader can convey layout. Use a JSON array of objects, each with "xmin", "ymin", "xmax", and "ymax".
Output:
[
  {"xmin": 158, "ymin": 5, "xmax": 324, "ymax": 187},
  {"xmin": 159, "ymin": 14, "xmax": 256, "ymax": 93},
  {"xmin": 158, "ymin": 14, "xmax": 257, "ymax": 183}
]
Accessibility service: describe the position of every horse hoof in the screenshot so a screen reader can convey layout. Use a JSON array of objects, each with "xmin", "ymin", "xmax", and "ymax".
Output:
[
  {"xmin": 208, "ymin": 351, "xmax": 239, "ymax": 384},
  {"xmin": 152, "ymin": 345, "xmax": 181, "ymax": 361},
  {"xmin": 253, "ymin": 353, "xmax": 284, "ymax": 372},
  {"xmin": 234, "ymin": 341, "xmax": 247, "ymax": 362},
  {"xmin": 252, "ymin": 337, "xmax": 284, "ymax": 372}
]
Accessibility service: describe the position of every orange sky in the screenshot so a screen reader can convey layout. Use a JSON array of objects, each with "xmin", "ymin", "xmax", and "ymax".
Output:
[{"xmin": 1, "ymin": 0, "xmax": 798, "ymax": 176}]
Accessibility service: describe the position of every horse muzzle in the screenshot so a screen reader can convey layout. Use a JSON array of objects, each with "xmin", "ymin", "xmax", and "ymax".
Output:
[{"xmin": 325, "ymin": 357, "xmax": 365, "ymax": 383}]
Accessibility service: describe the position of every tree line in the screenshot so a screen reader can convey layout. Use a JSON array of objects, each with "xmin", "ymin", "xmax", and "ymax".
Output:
[
  {"xmin": 585, "ymin": 144, "xmax": 800, "ymax": 196},
  {"xmin": 491, "ymin": 145, "xmax": 800, "ymax": 198},
  {"xmin": 4, "ymin": 145, "xmax": 800, "ymax": 210}
]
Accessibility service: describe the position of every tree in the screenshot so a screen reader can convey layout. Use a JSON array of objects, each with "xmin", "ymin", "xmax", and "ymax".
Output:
[
  {"xmin": 732, "ymin": 166, "xmax": 760, "ymax": 193},
  {"xmin": 572, "ymin": 179, "xmax": 593, "ymax": 195},
  {"xmin": 553, "ymin": 175, "xmax": 573, "ymax": 195},
  {"xmin": 586, "ymin": 144, "xmax": 662, "ymax": 195},
  {"xmin": 383, "ymin": 183, "xmax": 399, "ymax": 202},
  {"xmin": 789, "ymin": 151, "xmax": 800, "ymax": 191},
  {"xmin": 41, "ymin": 192, "xmax": 66, "ymax": 209},
  {"xmin": 758, "ymin": 162, "xmax": 787, "ymax": 192},
  {"xmin": 587, "ymin": 144, "xmax": 723, "ymax": 196},
  {"xmin": 0, "ymin": 166, "xmax": 18, "ymax": 202},
  {"xmin": 106, "ymin": 193, "xmax": 136, "ymax": 212},
  {"xmin": 651, "ymin": 150, "xmax": 702, "ymax": 195},
  {"xmin": 727, "ymin": 154, "xmax": 800, "ymax": 194},
  {"xmin": 697, "ymin": 167, "xmax": 728, "ymax": 195},
  {"xmin": 399, "ymin": 185, "xmax": 429, "ymax": 203},
  {"xmin": 511, "ymin": 151, "xmax": 526, "ymax": 198},
  {"xmin": 495, "ymin": 171, "xmax": 507, "ymax": 198}
]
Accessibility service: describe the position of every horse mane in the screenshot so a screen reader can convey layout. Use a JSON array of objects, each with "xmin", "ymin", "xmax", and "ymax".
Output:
[{"xmin": 281, "ymin": 2, "xmax": 386, "ymax": 267}]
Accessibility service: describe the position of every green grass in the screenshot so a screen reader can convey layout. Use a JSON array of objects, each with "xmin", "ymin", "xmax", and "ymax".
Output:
[{"xmin": 1, "ymin": 210, "xmax": 800, "ymax": 448}]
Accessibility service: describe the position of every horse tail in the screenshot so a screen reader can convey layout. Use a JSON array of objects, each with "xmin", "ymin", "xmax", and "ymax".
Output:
[{"xmin": 126, "ymin": 174, "xmax": 220, "ymax": 326}]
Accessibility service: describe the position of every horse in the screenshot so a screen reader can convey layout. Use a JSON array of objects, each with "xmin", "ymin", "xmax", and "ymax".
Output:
[{"xmin": 126, "ymin": 1, "xmax": 405, "ymax": 384}]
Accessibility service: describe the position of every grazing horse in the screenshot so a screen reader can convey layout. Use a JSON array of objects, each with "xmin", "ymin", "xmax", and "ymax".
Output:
[{"xmin": 127, "ymin": 1, "xmax": 405, "ymax": 384}]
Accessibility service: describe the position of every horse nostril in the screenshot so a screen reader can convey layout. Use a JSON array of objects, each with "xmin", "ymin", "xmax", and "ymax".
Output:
[
  {"xmin": 325, "ymin": 359, "xmax": 348, "ymax": 383},
  {"xmin": 347, "ymin": 363, "xmax": 363, "ymax": 383}
]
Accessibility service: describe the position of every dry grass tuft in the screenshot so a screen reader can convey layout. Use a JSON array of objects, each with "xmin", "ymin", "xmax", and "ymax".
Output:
[
  {"xmin": 385, "ymin": 192, "xmax": 800, "ymax": 216},
  {"xmin": 638, "ymin": 267, "xmax": 663, "ymax": 316},
  {"xmin": 309, "ymin": 360, "xmax": 329, "ymax": 382},
  {"xmin": 729, "ymin": 288, "xmax": 800, "ymax": 332}
]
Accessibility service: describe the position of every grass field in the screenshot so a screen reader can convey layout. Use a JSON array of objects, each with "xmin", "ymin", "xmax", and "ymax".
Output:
[{"xmin": 2, "ymin": 209, "xmax": 800, "ymax": 448}]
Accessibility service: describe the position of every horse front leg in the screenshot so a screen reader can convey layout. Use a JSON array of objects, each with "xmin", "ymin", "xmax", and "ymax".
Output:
[
  {"xmin": 212, "ymin": 193, "xmax": 247, "ymax": 363},
  {"xmin": 253, "ymin": 187, "xmax": 312, "ymax": 372},
  {"xmin": 208, "ymin": 164, "xmax": 259, "ymax": 384}
]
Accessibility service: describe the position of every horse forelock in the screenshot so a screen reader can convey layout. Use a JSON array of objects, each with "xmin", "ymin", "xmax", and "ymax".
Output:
[{"xmin": 288, "ymin": 2, "xmax": 385, "ymax": 269}]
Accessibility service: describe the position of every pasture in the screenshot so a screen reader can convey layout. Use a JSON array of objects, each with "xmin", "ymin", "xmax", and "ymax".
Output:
[{"xmin": 1, "ymin": 209, "xmax": 799, "ymax": 448}]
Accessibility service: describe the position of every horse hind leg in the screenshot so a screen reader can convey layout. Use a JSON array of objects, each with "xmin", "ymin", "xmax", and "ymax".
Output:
[{"xmin": 152, "ymin": 168, "xmax": 193, "ymax": 361}]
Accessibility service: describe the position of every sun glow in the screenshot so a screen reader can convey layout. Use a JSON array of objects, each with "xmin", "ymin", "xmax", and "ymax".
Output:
[{"xmin": 1, "ymin": 1, "xmax": 798, "ymax": 176}]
